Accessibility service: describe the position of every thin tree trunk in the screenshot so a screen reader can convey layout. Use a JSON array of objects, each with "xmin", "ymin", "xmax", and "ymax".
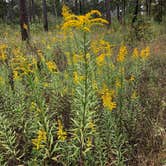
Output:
[
  {"xmin": 42, "ymin": 0, "xmax": 48, "ymax": 31},
  {"xmin": 159, "ymin": 0, "xmax": 163, "ymax": 22},
  {"xmin": 75, "ymin": 0, "xmax": 78, "ymax": 14},
  {"xmin": 145, "ymin": 0, "xmax": 148, "ymax": 16},
  {"xmin": 132, "ymin": 0, "xmax": 139, "ymax": 25},
  {"xmin": 117, "ymin": 2, "xmax": 121, "ymax": 23},
  {"xmin": 148, "ymin": 0, "xmax": 152, "ymax": 16},
  {"xmin": 31, "ymin": 0, "xmax": 35, "ymax": 21},
  {"xmin": 28, "ymin": 0, "xmax": 32, "ymax": 22},
  {"xmin": 105, "ymin": 0, "xmax": 111, "ymax": 25},
  {"xmin": 79, "ymin": 0, "xmax": 82, "ymax": 14},
  {"xmin": 19, "ymin": 0, "xmax": 29, "ymax": 41},
  {"xmin": 122, "ymin": 0, "xmax": 126, "ymax": 24}
]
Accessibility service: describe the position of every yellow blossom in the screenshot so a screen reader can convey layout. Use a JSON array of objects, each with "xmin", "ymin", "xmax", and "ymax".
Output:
[
  {"xmin": 115, "ymin": 78, "xmax": 121, "ymax": 88},
  {"xmin": 89, "ymin": 121, "xmax": 96, "ymax": 132},
  {"xmin": 61, "ymin": 5, "xmax": 108, "ymax": 32},
  {"xmin": 57, "ymin": 120, "xmax": 67, "ymax": 141},
  {"xmin": 129, "ymin": 75, "xmax": 135, "ymax": 82},
  {"xmin": 101, "ymin": 88, "xmax": 116, "ymax": 111},
  {"xmin": 30, "ymin": 102, "xmax": 37, "ymax": 110},
  {"xmin": 96, "ymin": 54, "xmax": 105, "ymax": 66},
  {"xmin": 117, "ymin": 45, "xmax": 128, "ymax": 62},
  {"xmin": 91, "ymin": 40, "xmax": 111, "ymax": 57},
  {"xmin": 32, "ymin": 129, "xmax": 47, "ymax": 150},
  {"xmin": 73, "ymin": 72, "xmax": 84, "ymax": 84},
  {"xmin": 140, "ymin": 46, "xmax": 150, "ymax": 59},
  {"xmin": 132, "ymin": 48, "xmax": 139, "ymax": 58},
  {"xmin": 87, "ymin": 137, "xmax": 92, "ymax": 148},
  {"xmin": 46, "ymin": 61, "xmax": 58, "ymax": 73}
]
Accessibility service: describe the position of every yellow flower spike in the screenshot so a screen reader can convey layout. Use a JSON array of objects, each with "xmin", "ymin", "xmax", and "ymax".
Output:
[
  {"xmin": 115, "ymin": 78, "xmax": 121, "ymax": 88},
  {"xmin": 87, "ymin": 137, "xmax": 92, "ymax": 148},
  {"xmin": 129, "ymin": 75, "xmax": 135, "ymax": 82},
  {"xmin": 73, "ymin": 71, "xmax": 79, "ymax": 84},
  {"xmin": 30, "ymin": 102, "xmax": 37, "ymax": 110},
  {"xmin": 61, "ymin": 5, "xmax": 108, "ymax": 32},
  {"xmin": 96, "ymin": 54, "xmax": 105, "ymax": 66},
  {"xmin": 13, "ymin": 70, "xmax": 19, "ymax": 80},
  {"xmin": 73, "ymin": 72, "xmax": 84, "ymax": 84},
  {"xmin": 132, "ymin": 48, "xmax": 139, "ymax": 58},
  {"xmin": 140, "ymin": 46, "xmax": 150, "ymax": 59},
  {"xmin": 32, "ymin": 129, "xmax": 47, "ymax": 150},
  {"xmin": 46, "ymin": 61, "xmax": 58, "ymax": 73},
  {"xmin": 57, "ymin": 120, "xmax": 67, "ymax": 141},
  {"xmin": 117, "ymin": 45, "xmax": 128, "ymax": 62},
  {"xmin": 101, "ymin": 87, "xmax": 116, "ymax": 112}
]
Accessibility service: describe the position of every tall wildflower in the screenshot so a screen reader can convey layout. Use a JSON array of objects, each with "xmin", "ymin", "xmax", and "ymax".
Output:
[
  {"xmin": 61, "ymin": 5, "xmax": 108, "ymax": 32},
  {"xmin": 117, "ymin": 45, "xmax": 128, "ymax": 62},
  {"xmin": 57, "ymin": 120, "xmax": 67, "ymax": 141},
  {"xmin": 140, "ymin": 46, "xmax": 150, "ymax": 59},
  {"xmin": 46, "ymin": 61, "xmax": 58, "ymax": 73},
  {"xmin": 0, "ymin": 44, "xmax": 7, "ymax": 62},
  {"xmin": 132, "ymin": 48, "xmax": 139, "ymax": 58},
  {"xmin": 32, "ymin": 129, "xmax": 47, "ymax": 150},
  {"xmin": 91, "ymin": 40, "xmax": 112, "ymax": 66},
  {"xmin": 101, "ymin": 87, "xmax": 116, "ymax": 112}
]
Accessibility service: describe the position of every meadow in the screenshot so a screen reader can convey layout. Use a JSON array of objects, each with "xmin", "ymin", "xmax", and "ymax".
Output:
[{"xmin": 0, "ymin": 5, "xmax": 165, "ymax": 166}]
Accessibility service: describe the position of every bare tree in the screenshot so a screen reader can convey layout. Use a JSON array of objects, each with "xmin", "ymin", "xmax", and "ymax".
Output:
[
  {"xmin": 19, "ymin": 0, "xmax": 29, "ymax": 41},
  {"xmin": 42, "ymin": 0, "xmax": 48, "ymax": 31}
]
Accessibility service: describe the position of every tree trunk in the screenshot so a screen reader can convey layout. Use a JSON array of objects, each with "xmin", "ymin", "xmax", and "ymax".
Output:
[
  {"xmin": 132, "ymin": 0, "xmax": 139, "ymax": 25},
  {"xmin": 105, "ymin": 0, "xmax": 111, "ymax": 25},
  {"xmin": 75, "ymin": 0, "xmax": 78, "ymax": 14},
  {"xmin": 158, "ymin": 0, "xmax": 163, "ymax": 22},
  {"xmin": 79, "ymin": 0, "xmax": 82, "ymax": 14},
  {"xmin": 122, "ymin": 0, "xmax": 126, "ymax": 24},
  {"xmin": 31, "ymin": 0, "xmax": 35, "ymax": 21},
  {"xmin": 28, "ymin": 0, "xmax": 32, "ymax": 22},
  {"xmin": 19, "ymin": 0, "xmax": 29, "ymax": 41},
  {"xmin": 117, "ymin": 3, "xmax": 121, "ymax": 23},
  {"xmin": 42, "ymin": 0, "xmax": 48, "ymax": 31},
  {"xmin": 145, "ymin": 0, "xmax": 152, "ymax": 16}
]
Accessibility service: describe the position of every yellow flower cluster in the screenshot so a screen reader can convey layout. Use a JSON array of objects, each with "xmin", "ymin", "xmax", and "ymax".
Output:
[
  {"xmin": 46, "ymin": 61, "xmax": 58, "ymax": 73},
  {"xmin": 61, "ymin": 5, "xmax": 108, "ymax": 32},
  {"xmin": 117, "ymin": 45, "xmax": 128, "ymax": 62},
  {"xmin": 10, "ymin": 52, "xmax": 37, "ymax": 80},
  {"xmin": 132, "ymin": 48, "xmax": 139, "ymax": 58},
  {"xmin": 89, "ymin": 121, "xmax": 96, "ymax": 132},
  {"xmin": 32, "ymin": 129, "xmax": 47, "ymax": 150},
  {"xmin": 57, "ymin": 120, "xmax": 67, "ymax": 141},
  {"xmin": 101, "ymin": 87, "xmax": 116, "ymax": 111},
  {"xmin": 73, "ymin": 71, "xmax": 84, "ymax": 84},
  {"xmin": 0, "ymin": 44, "xmax": 7, "ymax": 61},
  {"xmin": 132, "ymin": 46, "xmax": 150, "ymax": 59},
  {"xmin": 140, "ymin": 46, "xmax": 150, "ymax": 59},
  {"xmin": 91, "ymin": 40, "xmax": 111, "ymax": 66}
]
